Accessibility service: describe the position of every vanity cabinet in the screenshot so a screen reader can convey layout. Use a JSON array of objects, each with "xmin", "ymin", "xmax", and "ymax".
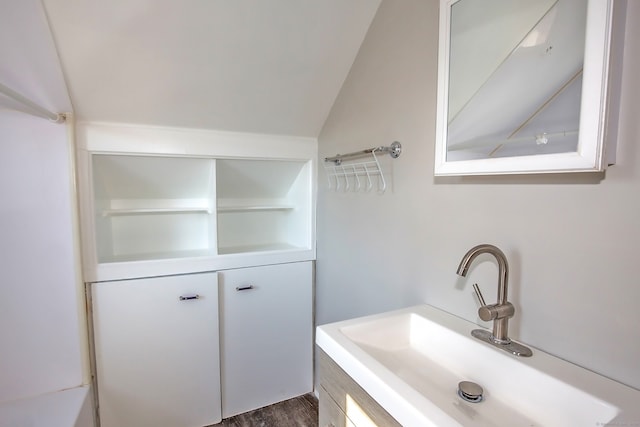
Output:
[
  {"xmin": 318, "ymin": 349, "xmax": 401, "ymax": 427},
  {"xmin": 219, "ymin": 262, "xmax": 313, "ymax": 417},
  {"xmin": 319, "ymin": 387, "xmax": 347, "ymax": 427},
  {"xmin": 90, "ymin": 272, "xmax": 222, "ymax": 427}
]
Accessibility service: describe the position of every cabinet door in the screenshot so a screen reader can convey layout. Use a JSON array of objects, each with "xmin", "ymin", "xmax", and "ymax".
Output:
[
  {"xmin": 319, "ymin": 350, "xmax": 401, "ymax": 427},
  {"xmin": 319, "ymin": 386, "xmax": 347, "ymax": 427},
  {"xmin": 219, "ymin": 261, "xmax": 313, "ymax": 417},
  {"xmin": 91, "ymin": 272, "xmax": 221, "ymax": 427}
]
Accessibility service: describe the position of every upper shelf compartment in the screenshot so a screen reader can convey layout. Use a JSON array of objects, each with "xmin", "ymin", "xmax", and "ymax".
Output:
[
  {"xmin": 216, "ymin": 159, "xmax": 312, "ymax": 255},
  {"xmin": 91, "ymin": 154, "xmax": 216, "ymax": 264},
  {"xmin": 92, "ymin": 155, "xmax": 215, "ymax": 209}
]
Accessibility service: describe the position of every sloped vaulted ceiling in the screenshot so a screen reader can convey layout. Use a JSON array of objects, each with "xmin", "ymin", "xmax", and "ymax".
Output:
[{"xmin": 41, "ymin": 0, "xmax": 381, "ymax": 137}]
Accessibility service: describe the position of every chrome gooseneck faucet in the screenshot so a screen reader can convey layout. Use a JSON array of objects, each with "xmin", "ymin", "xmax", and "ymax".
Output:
[{"xmin": 457, "ymin": 244, "xmax": 533, "ymax": 357}]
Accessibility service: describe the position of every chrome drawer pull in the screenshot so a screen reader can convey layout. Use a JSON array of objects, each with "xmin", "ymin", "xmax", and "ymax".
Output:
[
  {"xmin": 179, "ymin": 294, "xmax": 200, "ymax": 301},
  {"xmin": 235, "ymin": 285, "xmax": 254, "ymax": 291}
]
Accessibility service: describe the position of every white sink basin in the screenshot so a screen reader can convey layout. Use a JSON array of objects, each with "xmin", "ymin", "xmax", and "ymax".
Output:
[{"xmin": 316, "ymin": 305, "xmax": 640, "ymax": 427}]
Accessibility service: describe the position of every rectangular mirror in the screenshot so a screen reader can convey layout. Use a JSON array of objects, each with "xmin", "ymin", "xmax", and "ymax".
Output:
[{"xmin": 434, "ymin": 0, "xmax": 625, "ymax": 176}]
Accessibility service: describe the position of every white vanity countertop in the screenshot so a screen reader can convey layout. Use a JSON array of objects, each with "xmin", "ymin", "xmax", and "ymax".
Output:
[{"xmin": 316, "ymin": 304, "xmax": 640, "ymax": 427}]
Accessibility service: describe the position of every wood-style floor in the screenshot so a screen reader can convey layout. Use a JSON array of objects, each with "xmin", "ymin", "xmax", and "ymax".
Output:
[{"xmin": 211, "ymin": 394, "xmax": 318, "ymax": 427}]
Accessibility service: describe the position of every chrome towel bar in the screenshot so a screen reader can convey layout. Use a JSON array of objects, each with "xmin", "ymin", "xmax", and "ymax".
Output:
[
  {"xmin": 324, "ymin": 141, "xmax": 401, "ymax": 165},
  {"xmin": 323, "ymin": 142, "xmax": 402, "ymax": 194}
]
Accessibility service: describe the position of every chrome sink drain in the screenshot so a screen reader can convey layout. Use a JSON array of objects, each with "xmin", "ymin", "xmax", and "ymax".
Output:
[{"xmin": 457, "ymin": 381, "xmax": 484, "ymax": 403}]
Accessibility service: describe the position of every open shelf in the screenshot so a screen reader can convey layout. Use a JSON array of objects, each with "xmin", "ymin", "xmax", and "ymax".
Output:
[
  {"xmin": 102, "ymin": 208, "xmax": 212, "ymax": 217},
  {"xmin": 97, "ymin": 248, "xmax": 217, "ymax": 263},
  {"xmin": 77, "ymin": 123, "xmax": 318, "ymax": 282},
  {"xmin": 92, "ymin": 154, "xmax": 216, "ymax": 264},
  {"xmin": 216, "ymin": 205, "xmax": 295, "ymax": 213},
  {"xmin": 216, "ymin": 159, "xmax": 312, "ymax": 256},
  {"xmin": 217, "ymin": 243, "xmax": 302, "ymax": 255},
  {"xmin": 86, "ymin": 154, "xmax": 313, "ymax": 274}
]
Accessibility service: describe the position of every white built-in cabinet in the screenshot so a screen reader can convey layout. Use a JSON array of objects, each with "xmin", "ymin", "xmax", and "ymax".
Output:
[
  {"xmin": 78, "ymin": 123, "xmax": 317, "ymax": 427},
  {"xmin": 219, "ymin": 262, "xmax": 313, "ymax": 418},
  {"xmin": 91, "ymin": 272, "xmax": 222, "ymax": 427},
  {"xmin": 77, "ymin": 123, "xmax": 316, "ymax": 283}
]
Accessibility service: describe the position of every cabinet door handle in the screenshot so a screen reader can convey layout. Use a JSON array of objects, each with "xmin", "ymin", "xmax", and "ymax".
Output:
[
  {"xmin": 179, "ymin": 294, "xmax": 201, "ymax": 301},
  {"xmin": 235, "ymin": 285, "xmax": 254, "ymax": 291}
]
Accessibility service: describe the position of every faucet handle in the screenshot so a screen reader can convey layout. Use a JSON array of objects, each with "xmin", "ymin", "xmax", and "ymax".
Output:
[
  {"xmin": 472, "ymin": 283, "xmax": 487, "ymax": 306},
  {"xmin": 473, "ymin": 283, "xmax": 508, "ymax": 322}
]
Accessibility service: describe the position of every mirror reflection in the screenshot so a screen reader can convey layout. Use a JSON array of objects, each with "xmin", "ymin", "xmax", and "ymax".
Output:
[{"xmin": 446, "ymin": 0, "xmax": 587, "ymax": 161}]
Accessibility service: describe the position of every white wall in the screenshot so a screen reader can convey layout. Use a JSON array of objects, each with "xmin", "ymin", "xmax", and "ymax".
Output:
[
  {"xmin": 0, "ymin": 113, "xmax": 83, "ymax": 402},
  {"xmin": 0, "ymin": 0, "xmax": 84, "ymax": 403},
  {"xmin": 317, "ymin": 0, "xmax": 640, "ymax": 390}
]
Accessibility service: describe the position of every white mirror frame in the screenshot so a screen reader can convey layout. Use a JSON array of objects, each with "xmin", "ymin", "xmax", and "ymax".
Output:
[{"xmin": 434, "ymin": 0, "xmax": 624, "ymax": 176}]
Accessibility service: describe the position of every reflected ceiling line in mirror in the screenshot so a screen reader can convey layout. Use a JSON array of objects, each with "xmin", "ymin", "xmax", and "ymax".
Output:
[
  {"xmin": 448, "ymin": 130, "xmax": 579, "ymax": 153},
  {"xmin": 447, "ymin": 0, "xmax": 560, "ymax": 126},
  {"xmin": 489, "ymin": 68, "xmax": 583, "ymax": 157},
  {"xmin": 507, "ymin": 68, "xmax": 582, "ymax": 139}
]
